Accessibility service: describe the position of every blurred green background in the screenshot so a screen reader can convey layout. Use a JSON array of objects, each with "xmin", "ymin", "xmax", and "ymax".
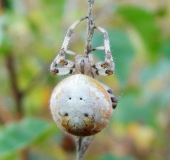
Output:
[{"xmin": 0, "ymin": 0, "xmax": 170, "ymax": 160}]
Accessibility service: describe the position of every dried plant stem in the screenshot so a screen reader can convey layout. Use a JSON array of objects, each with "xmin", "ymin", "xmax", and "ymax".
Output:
[
  {"xmin": 6, "ymin": 54, "xmax": 29, "ymax": 160},
  {"xmin": 84, "ymin": 0, "xmax": 95, "ymax": 56},
  {"xmin": 76, "ymin": 136, "xmax": 94, "ymax": 160},
  {"xmin": 6, "ymin": 54, "xmax": 24, "ymax": 120},
  {"xmin": 76, "ymin": 1, "xmax": 96, "ymax": 160}
]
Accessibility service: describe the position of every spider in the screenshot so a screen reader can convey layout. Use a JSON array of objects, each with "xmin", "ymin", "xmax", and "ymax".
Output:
[{"xmin": 50, "ymin": 16, "xmax": 118, "ymax": 109}]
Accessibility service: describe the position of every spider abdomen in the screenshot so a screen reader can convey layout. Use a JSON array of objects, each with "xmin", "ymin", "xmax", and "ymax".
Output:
[{"xmin": 50, "ymin": 74, "xmax": 113, "ymax": 136}]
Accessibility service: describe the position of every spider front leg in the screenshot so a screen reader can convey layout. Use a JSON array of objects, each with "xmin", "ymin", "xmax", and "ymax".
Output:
[
  {"xmin": 50, "ymin": 64, "xmax": 75, "ymax": 75},
  {"xmin": 50, "ymin": 51, "xmax": 76, "ymax": 75},
  {"xmin": 100, "ymin": 82, "xmax": 118, "ymax": 109},
  {"xmin": 93, "ymin": 26, "xmax": 115, "ymax": 76},
  {"xmin": 50, "ymin": 16, "xmax": 88, "ymax": 75}
]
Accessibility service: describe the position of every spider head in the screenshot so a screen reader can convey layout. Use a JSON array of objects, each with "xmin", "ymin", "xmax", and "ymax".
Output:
[{"xmin": 75, "ymin": 55, "xmax": 92, "ymax": 75}]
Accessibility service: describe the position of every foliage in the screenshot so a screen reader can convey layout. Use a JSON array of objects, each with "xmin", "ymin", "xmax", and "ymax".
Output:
[
  {"xmin": 0, "ymin": 118, "xmax": 55, "ymax": 159},
  {"xmin": 0, "ymin": 0, "xmax": 170, "ymax": 160}
]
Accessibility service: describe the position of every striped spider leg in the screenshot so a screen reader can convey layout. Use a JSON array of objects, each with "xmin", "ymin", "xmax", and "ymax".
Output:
[
  {"xmin": 90, "ymin": 26, "xmax": 117, "ymax": 108},
  {"xmin": 50, "ymin": 16, "xmax": 88, "ymax": 75},
  {"xmin": 99, "ymin": 82, "xmax": 118, "ymax": 109},
  {"xmin": 92, "ymin": 26, "xmax": 115, "ymax": 76}
]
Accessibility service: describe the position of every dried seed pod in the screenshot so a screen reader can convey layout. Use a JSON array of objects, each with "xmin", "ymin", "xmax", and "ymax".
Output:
[{"xmin": 50, "ymin": 74, "xmax": 113, "ymax": 136}]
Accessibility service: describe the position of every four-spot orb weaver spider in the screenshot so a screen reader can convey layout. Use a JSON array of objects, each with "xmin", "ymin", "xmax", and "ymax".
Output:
[{"xmin": 49, "ymin": 16, "xmax": 118, "ymax": 136}]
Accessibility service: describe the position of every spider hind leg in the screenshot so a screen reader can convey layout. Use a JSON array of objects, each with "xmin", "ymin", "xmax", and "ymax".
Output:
[{"xmin": 100, "ymin": 82, "xmax": 118, "ymax": 109}]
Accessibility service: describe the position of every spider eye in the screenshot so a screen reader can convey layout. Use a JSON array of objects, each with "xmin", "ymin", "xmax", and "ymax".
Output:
[
  {"xmin": 64, "ymin": 113, "xmax": 69, "ymax": 116},
  {"xmin": 84, "ymin": 113, "xmax": 89, "ymax": 117},
  {"xmin": 69, "ymin": 69, "xmax": 73, "ymax": 74}
]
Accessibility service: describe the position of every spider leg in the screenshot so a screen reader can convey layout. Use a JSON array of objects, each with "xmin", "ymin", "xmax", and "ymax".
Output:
[
  {"xmin": 92, "ymin": 46, "xmax": 105, "ymax": 51},
  {"xmin": 66, "ymin": 50, "xmax": 77, "ymax": 56},
  {"xmin": 50, "ymin": 16, "xmax": 88, "ymax": 75},
  {"xmin": 100, "ymin": 82, "xmax": 118, "ymax": 109},
  {"xmin": 60, "ymin": 16, "xmax": 88, "ymax": 56},
  {"xmin": 50, "ymin": 54, "xmax": 75, "ymax": 75},
  {"xmin": 93, "ymin": 26, "xmax": 115, "ymax": 76},
  {"xmin": 51, "ymin": 67, "xmax": 75, "ymax": 75}
]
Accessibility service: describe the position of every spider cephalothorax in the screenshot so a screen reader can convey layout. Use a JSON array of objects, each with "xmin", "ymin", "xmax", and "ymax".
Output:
[{"xmin": 50, "ymin": 16, "xmax": 118, "ymax": 136}]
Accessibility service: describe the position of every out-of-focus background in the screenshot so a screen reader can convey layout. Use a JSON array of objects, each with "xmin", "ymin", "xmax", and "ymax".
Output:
[{"xmin": 0, "ymin": 0, "xmax": 170, "ymax": 160}]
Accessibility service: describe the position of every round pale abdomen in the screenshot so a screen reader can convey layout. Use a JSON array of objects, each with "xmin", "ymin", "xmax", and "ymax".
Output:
[{"xmin": 50, "ymin": 74, "xmax": 113, "ymax": 136}]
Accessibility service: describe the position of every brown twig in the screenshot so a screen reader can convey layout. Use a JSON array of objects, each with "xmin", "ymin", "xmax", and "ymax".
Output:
[
  {"xmin": 76, "ymin": 136, "xmax": 94, "ymax": 160},
  {"xmin": 76, "ymin": 1, "xmax": 96, "ymax": 160},
  {"xmin": 84, "ymin": 0, "xmax": 95, "ymax": 56},
  {"xmin": 5, "ymin": 54, "xmax": 30, "ymax": 160},
  {"xmin": 6, "ymin": 54, "xmax": 24, "ymax": 120},
  {"xmin": 0, "ymin": 100, "xmax": 13, "ymax": 124}
]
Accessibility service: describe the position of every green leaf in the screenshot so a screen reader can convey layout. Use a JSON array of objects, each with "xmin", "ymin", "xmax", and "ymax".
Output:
[
  {"xmin": 0, "ymin": 153, "xmax": 18, "ymax": 160},
  {"xmin": 100, "ymin": 154, "xmax": 136, "ymax": 160},
  {"xmin": 112, "ymin": 89, "xmax": 158, "ymax": 127},
  {"xmin": 140, "ymin": 58, "xmax": 170, "ymax": 110},
  {"xmin": 0, "ymin": 118, "xmax": 55, "ymax": 158},
  {"xmin": 0, "ymin": 15, "xmax": 13, "ymax": 56},
  {"xmin": 117, "ymin": 6, "xmax": 160, "ymax": 58},
  {"xmin": 160, "ymin": 39, "xmax": 170, "ymax": 59},
  {"xmin": 92, "ymin": 30, "xmax": 135, "ymax": 86},
  {"xmin": 1, "ymin": 0, "xmax": 13, "ymax": 11}
]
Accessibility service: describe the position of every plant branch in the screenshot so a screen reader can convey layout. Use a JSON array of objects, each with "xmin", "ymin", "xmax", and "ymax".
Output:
[
  {"xmin": 6, "ymin": 54, "xmax": 24, "ymax": 120},
  {"xmin": 76, "ymin": 136, "xmax": 94, "ymax": 160},
  {"xmin": 0, "ymin": 100, "xmax": 13, "ymax": 124},
  {"xmin": 84, "ymin": 0, "xmax": 95, "ymax": 56},
  {"xmin": 6, "ymin": 54, "xmax": 30, "ymax": 160},
  {"xmin": 76, "ymin": 2, "xmax": 96, "ymax": 160}
]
